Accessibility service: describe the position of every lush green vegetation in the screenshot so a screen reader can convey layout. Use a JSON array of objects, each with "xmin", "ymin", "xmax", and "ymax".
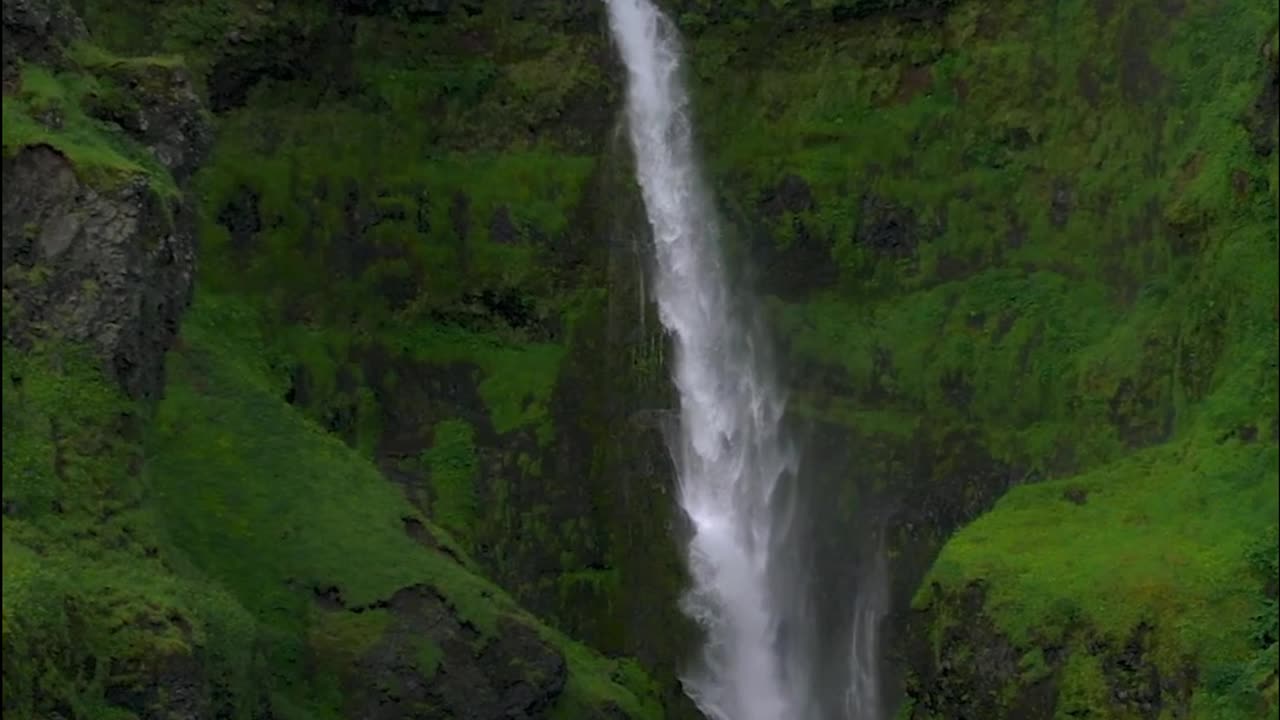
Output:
[
  {"xmin": 0, "ymin": 293, "xmax": 663, "ymax": 717},
  {"xmin": 148, "ymin": 291, "xmax": 661, "ymax": 716},
  {"xmin": 5, "ymin": 0, "xmax": 1276, "ymax": 716},
  {"xmin": 1, "ymin": 53, "xmax": 181, "ymax": 197},
  {"xmin": 677, "ymin": 0, "xmax": 1278, "ymax": 715},
  {"xmin": 2, "ymin": 0, "xmax": 668, "ymax": 715},
  {"xmin": 2, "ymin": 340, "xmax": 261, "ymax": 718}
]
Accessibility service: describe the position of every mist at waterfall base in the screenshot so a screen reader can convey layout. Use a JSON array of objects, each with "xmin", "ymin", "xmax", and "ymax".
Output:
[{"xmin": 604, "ymin": 1, "xmax": 891, "ymax": 718}]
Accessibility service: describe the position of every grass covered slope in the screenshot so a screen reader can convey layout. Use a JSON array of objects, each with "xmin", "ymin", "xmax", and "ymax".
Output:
[
  {"xmin": 50, "ymin": 0, "xmax": 697, "ymax": 713},
  {"xmin": 145, "ymin": 292, "xmax": 663, "ymax": 718},
  {"xmin": 1, "ymin": 293, "xmax": 662, "ymax": 718},
  {"xmin": 3, "ymin": 58, "xmax": 176, "ymax": 197},
  {"xmin": 2, "ymin": 341, "xmax": 261, "ymax": 719},
  {"xmin": 76, "ymin": 3, "xmax": 700, "ymax": 713},
  {"xmin": 676, "ymin": 0, "xmax": 1279, "ymax": 716}
]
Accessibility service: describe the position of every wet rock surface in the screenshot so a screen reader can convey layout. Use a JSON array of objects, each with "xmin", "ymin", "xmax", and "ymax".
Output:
[
  {"xmin": 339, "ymin": 585, "xmax": 568, "ymax": 720},
  {"xmin": 2, "ymin": 147, "xmax": 197, "ymax": 399}
]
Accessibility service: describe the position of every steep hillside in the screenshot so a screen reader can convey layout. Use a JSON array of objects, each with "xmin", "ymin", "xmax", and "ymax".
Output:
[
  {"xmin": 672, "ymin": 0, "xmax": 1279, "ymax": 716},
  {"xmin": 4, "ymin": 0, "xmax": 1276, "ymax": 717},
  {"xmin": 2, "ymin": 0, "xmax": 667, "ymax": 716},
  {"xmin": 67, "ymin": 0, "xmax": 701, "ymax": 713}
]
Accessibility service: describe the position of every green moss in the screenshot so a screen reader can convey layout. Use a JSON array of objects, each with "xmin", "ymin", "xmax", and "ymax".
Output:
[
  {"xmin": 421, "ymin": 419, "xmax": 480, "ymax": 546},
  {"xmin": 1054, "ymin": 649, "xmax": 1110, "ymax": 719},
  {"xmin": 922, "ymin": 434, "xmax": 1277, "ymax": 692},
  {"xmin": 145, "ymin": 291, "xmax": 662, "ymax": 715},
  {"xmin": 195, "ymin": 107, "xmax": 596, "ymax": 319},
  {"xmin": 1, "ymin": 342, "xmax": 259, "ymax": 718},
  {"xmin": 149, "ymin": 292, "xmax": 506, "ymax": 639},
  {"xmin": 182, "ymin": 87, "xmax": 592, "ymax": 448},
  {"xmin": 394, "ymin": 323, "xmax": 568, "ymax": 438},
  {"xmin": 309, "ymin": 609, "xmax": 392, "ymax": 670},
  {"xmin": 2, "ymin": 63, "xmax": 179, "ymax": 198},
  {"xmin": 774, "ymin": 267, "xmax": 1126, "ymax": 468},
  {"xmin": 413, "ymin": 638, "xmax": 444, "ymax": 678},
  {"xmin": 689, "ymin": 0, "xmax": 1277, "ymax": 301},
  {"xmin": 684, "ymin": 0, "xmax": 1276, "ymax": 715},
  {"xmin": 551, "ymin": 640, "xmax": 664, "ymax": 720},
  {"xmin": 1017, "ymin": 647, "xmax": 1052, "ymax": 685}
]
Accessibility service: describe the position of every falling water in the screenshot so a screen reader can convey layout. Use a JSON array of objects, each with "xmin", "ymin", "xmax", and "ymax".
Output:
[
  {"xmin": 605, "ymin": 1, "xmax": 802, "ymax": 718},
  {"xmin": 605, "ymin": 1, "xmax": 886, "ymax": 718},
  {"xmin": 845, "ymin": 530, "xmax": 888, "ymax": 720}
]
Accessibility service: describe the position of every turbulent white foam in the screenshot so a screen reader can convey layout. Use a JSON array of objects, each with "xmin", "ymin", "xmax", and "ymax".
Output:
[{"xmin": 604, "ymin": 1, "xmax": 799, "ymax": 718}]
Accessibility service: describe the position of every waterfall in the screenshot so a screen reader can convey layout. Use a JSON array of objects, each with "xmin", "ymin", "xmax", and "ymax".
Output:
[
  {"xmin": 845, "ymin": 530, "xmax": 888, "ymax": 720},
  {"xmin": 605, "ymin": 1, "xmax": 886, "ymax": 717},
  {"xmin": 605, "ymin": 1, "xmax": 803, "ymax": 718}
]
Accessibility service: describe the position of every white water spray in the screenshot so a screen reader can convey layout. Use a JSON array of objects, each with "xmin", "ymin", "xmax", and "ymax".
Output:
[
  {"xmin": 846, "ymin": 531, "xmax": 888, "ymax": 719},
  {"xmin": 606, "ymin": 2, "xmax": 892, "ymax": 717},
  {"xmin": 604, "ymin": 2, "xmax": 804, "ymax": 718}
]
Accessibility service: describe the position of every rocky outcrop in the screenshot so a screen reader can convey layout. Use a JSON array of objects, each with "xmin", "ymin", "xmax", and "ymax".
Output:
[
  {"xmin": 902, "ymin": 583, "xmax": 1200, "ymax": 720},
  {"xmin": 1, "ymin": 0, "xmax": 84, "ymax": 88},
  {"xmin": 334, "ymin": 586, "xmax": 568, "ymax": 719},
  {"xmin": 2, "ymin": 147, "xmax": 197, "ymax": 399},
  {"xmin": 2, "ymin": 0, "xmax": 208, "ymax": 399}
]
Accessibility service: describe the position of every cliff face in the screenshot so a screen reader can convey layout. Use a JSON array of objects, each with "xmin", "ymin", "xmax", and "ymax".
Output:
[
  {"xmin": 2, "ymin": 0, "xmax": 665, "ymax": 717},
  {"xmin": 2, "ymin": 0, "xmax": 206, "ymax": 400},
  {"xmin": 670, "ymin": 0, "xmax": 1278, "ymax": 717},
  {"xmin": 3, "ymin": 0, "xmax": 1276, "ymax": 718}
]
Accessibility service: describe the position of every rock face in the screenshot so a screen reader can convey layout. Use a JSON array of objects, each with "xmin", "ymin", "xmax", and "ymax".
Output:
[
  {"xmin": 1, "ymin": 0, "xmax": 85, "ymax": 87},
  {"xmin": 339, "ymin": 586, "xmax": 567, "ymax": 719},
  {"xmin": 2, "ymin": 0, "xmax": 209, "ymax": 399},
  {"xmin": 2, "ymin": 147, "xmax": 197, "ymax": 399},
  {"xmin": 902, "ymin": 583, "xmax": 1199, "ymax": 720}
]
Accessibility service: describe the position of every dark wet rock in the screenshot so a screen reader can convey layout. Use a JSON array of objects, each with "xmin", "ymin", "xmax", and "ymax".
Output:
[
  {"xmin": 84, "ymin": 60, "xmax": 213, "ymax": 184},
  {"xmin": 1102, "ymin": 623, "xmax": 1166, "ymax": 718},
  {"xmin": 857, "ymin": 193, "xmax": 921, "ymax": 258},
  {"xmin": 1248, "ymin": 39, "xmax": 1278, "ymax": 157},
  {"xmin": 490, "ymin": 205, "xmax": 520, "ymax": 244},
  {"xmin": 1117, "ymin": 7, "xmax": 1167, "ymax": 104},
  {"xmin": 3, "ymin": 0, "xmax": 210, "ymax": 400},
  {"xmin": 759, "ymin": 173, "xmax": 815, "ymax": 217},
  {"xmin": 217, "ymin": 186, "xmax": 263, "ymax": 256},
  {"xmin": 1, "ymin": 146, "xmax": 198, "ymax": 400},
  {"xmin": 450, "ymin": 190, "xmax": 471, "ymax": 244},
  {"xmin": 103, "ymin": 642, "xmax": 212, "ymax": 720},
  {"xmin": 1049, "ymin": 178, "xmax": 1073, "ymax": 228},
  {"xmin": 1077, "ymin": 60, "xmax": 1102, "ymax": 106},
  {"xmin": 754, "ymin": 214, "xmax": 839, "ymax": 299},
  {"xmin": 903, "ymin": 586, "xmax": 1196, "ymax": 720},
  {"xmin": 903, "ymin": 582, "xmax": 1022, "ymax": 718},
  {"xmin": 338, "ymin": 585, "xmax": 568, "ymax": 720},
  {"xmin": 336, "ymin": 0, "xmax": 452, "ymax": 19},
  {"xmin": 939, "ymin": 368, "xmax": 974, "ymax": 413},
  {"xmin": 205, "ymin": 15, "xmax": 354, "ymax": 113},
  {"xmin": 1, "ymin": 0, "xmax": 85, "ymax": 87}
]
